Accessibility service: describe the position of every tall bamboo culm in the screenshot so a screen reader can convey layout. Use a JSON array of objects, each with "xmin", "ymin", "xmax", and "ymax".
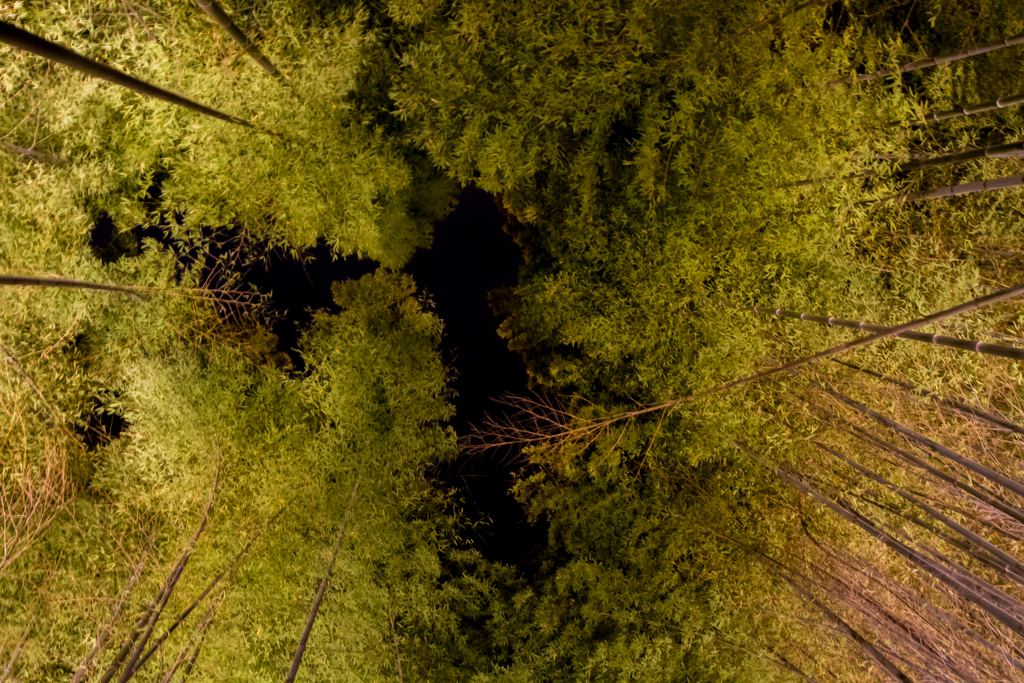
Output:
[
  {"xmin": 714, "ymin": 299, "xmax": 1024, "ymax": 361},
  {"xmin": 195, "ymin": 0, "xmax": 282, "ymax": 78},
  {"xmin": 895, "ymin": 92, "xmax": 1024, "ymax": 125},
  {"xmin": 824, "ymin": 32, "xmax": 1024, "ymax": 88},
  {"xmin": 0, "ymin": 21, "xmax": 253, "ymax": 128},
  {"xmin": 787, "ymin": 140, "xmax": 1024, "ymax": 188}
]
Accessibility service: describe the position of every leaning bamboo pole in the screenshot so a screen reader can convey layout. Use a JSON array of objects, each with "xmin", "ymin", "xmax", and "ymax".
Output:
[
  {"xmin": 834, "ymin": 360, "xmax": 1024, "ymax": 436},
  {"xmin": 824, "ymin": 33, "xmax": 1024, "ymax": 88},
  {"xmin": 876, "ymin": 174, "xmax": 1024, "ymax": 205},
  {"xmin": 0, "ymin": 141, "xmax": 65, "ymax": 165},
  {"xmin": 194, "ymin": 0, "xmax": 282, "ymax": 78},
  {"xmin": 129, "ymin": 496, "xmax": 294, "ymax": 676},
  {"xmin": 0, "ymin": 274, "xmax": 143, "ymax": 299},
  {"xmin": 898, "ymin": 92, "xmax": 1024, "ymax": 126},
  {"xmin": 734, "ymin": 439, "xmax": 1024, "ymax": 638},
  {"xmin": 716, "ymin": 299, "xmax": 1024, "ymax": 361},
  {"xmin": 0, "ymin": 21, "xmax": 254, "ymax": 128},
  {"xmin": 815, "ymin": 382, "xmax": 1024, "ymax": 501},
  {"xmin": 787, "ymin": 140, "xmax": 1024, "ymax": 188},
  {"xmin": 285, "ymin": 482, "xmax": 359, "ymax": 683},
  {"xmin": 812, "ymin": 440, "xmax": 1024, "ymax": 585}
]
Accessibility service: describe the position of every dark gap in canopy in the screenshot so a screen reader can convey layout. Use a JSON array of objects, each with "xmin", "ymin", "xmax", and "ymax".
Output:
[{"xmin": 407, "ymin": 188, "xmax": 549, "ymax": 571}]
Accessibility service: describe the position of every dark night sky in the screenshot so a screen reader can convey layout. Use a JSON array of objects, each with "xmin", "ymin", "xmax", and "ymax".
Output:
[{"xmin": 407, "ymin": 188, "xmax": 547, "ymax": 568}]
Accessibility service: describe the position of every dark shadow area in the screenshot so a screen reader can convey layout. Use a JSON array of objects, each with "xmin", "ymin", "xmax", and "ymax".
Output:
[
  {"xmin": 407, "ymin": 188, "xmax": 548, "ymax": 570},
  {"xmin": 239, "ymin": 244, "xmax": 378, "ymax": 370}
]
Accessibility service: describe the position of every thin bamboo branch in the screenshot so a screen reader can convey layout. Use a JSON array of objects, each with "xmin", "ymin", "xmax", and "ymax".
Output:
[
  {"xmin": 824, "ymin": 33, "xmax": 1024, "ymax": 88},
  {"xmin": 386, "ymin": 599, "xmax": 405, "ymax": 683},
  {"xmin": 0, "ymin": 621, "xmax": 31, "ymax": 683},
  {"xmin": 285, "ymin": 482, "xmax": 359, "ymax": 683},
  {"xmin": 0, "ymin": 140, "xmax": 64, "ymax": 164},
  {"xmin": 0, "ymin": 21, "xmax": 253, "ymax": 128}
]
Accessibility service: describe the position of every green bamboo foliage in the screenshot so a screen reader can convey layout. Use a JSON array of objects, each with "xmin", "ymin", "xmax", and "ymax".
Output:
[
  {"xmin": 0, "ymin": 21, "xmax": 253, "ymax": 128},
  {"xmin": 824, "ymin": 32, "xmax": 1024, "ymax": 88},
  {"xmin": 745, "ymin": 0, "xmax": 831, "ymax": 33},
  {"xmin": 787, "ymin": 141, "xmax": 1024, "ymax": 188},
  {"xmin": 194, "ymin": 0, "xmax": 282, "ymax": 78},
  {"xmin": 718, "ymin": 299, "xmax": 1024, "ymax": 360}
]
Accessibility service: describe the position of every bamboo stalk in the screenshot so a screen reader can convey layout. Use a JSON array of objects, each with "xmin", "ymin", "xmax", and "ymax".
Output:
[
  {"xmin": 840, "ymin": 418, "xmax": 1024, "ymax": 528},
  {"xmin": 285, "ymin": 482, "xmax": 359, "ymax": 683},
  {"xmin": 129, "ymin": 496, "xmax": 293, "ymax": 675},
  {"xmin": 0, "ymin": 274, "xmax": 143, "ymax": 299},
  {"xmin": 734, "ymin": 440, "xmax": 1024, "ymax": 637},
  {"xmin": 742, "ymin": 530, "xmax": 914, "ymax": 682},
  {"xmin": 115, "ymin": 485, "xmax": 216, "ymax": 683},
  {"xmin": 834, "ymin": 360, "xmax": 1024, "ymax": 436},
  {"xmin": 194, "ymin": 0, "xmax": 281, "ymax": 78},
  {"xmin": 0, "ymin": 21, "xmax": 253, "ymax": 128},
  {"xmin": 722, "ymin": 299, "xmax": 1024, "ymax": 361},
  {"xmin": 0, "ymin": 140, "xmax": 65, "ymax": 164},
  {"xmin": 71, "ymin": 543, "xmax": 151, "ymax": 683},
  {"xmin": 0, "ymin": 622, "xmax": 31, "ymax": 683},
  {"xmin": 899, "ymin": 92, "xmax": 1024, "ymax": 126},
  {"xmin": 787, "ymin": 140, "xmax": 1024, "ymax": 188},
  {"xmin": 875, "ymin": 174, "xmax": 1024, "ymax": 205},
  {"xmin": 824, "ymin": 33, "xmax": 1024, "ymax": 88},
  {"xmin": 817, "ymin": 535, "xmax": 1024, "ymax": 674},
  {"xmin": 699, "ymin": 282, "xmax": 1024, "ymax": 397},
  {"xmin": 817, "ymin": 383, "xmax": 1024, "ymax": 501},
  {"xmin": 813, "ymin": 440, "xmax": 1024, "ymax": 585}
]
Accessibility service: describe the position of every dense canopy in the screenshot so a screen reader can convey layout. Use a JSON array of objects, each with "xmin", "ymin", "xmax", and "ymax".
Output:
[{"xmin": 2, "ymin": 0, "xmax": 1024, "ymax": 681}]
